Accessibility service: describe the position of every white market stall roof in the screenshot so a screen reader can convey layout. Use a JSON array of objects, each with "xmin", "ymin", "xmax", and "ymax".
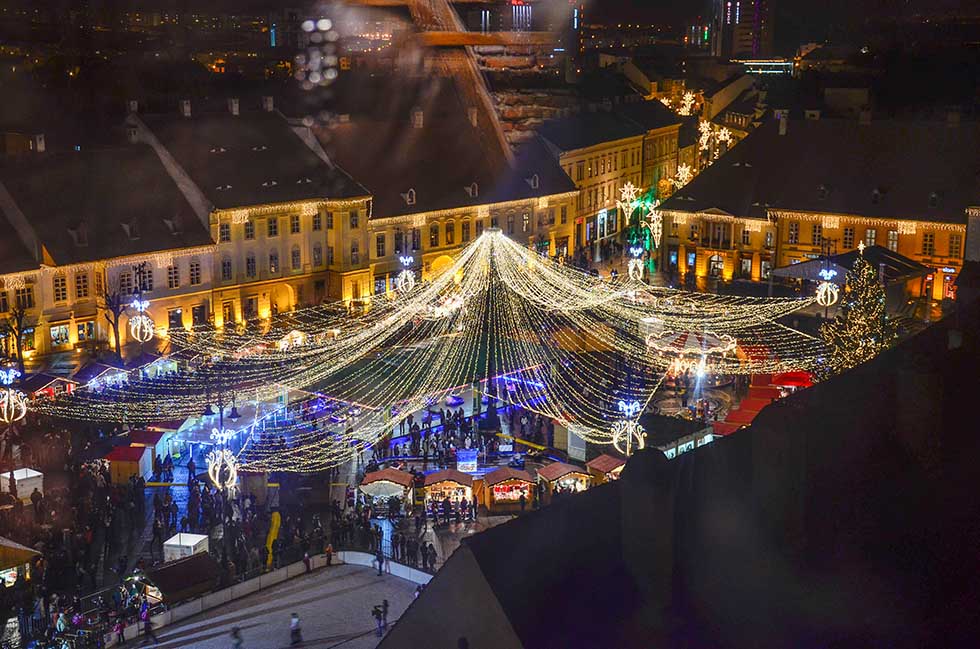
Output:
[{"xmin": 360, "ymin": 468, "xmax": 414, "ymax": 499}]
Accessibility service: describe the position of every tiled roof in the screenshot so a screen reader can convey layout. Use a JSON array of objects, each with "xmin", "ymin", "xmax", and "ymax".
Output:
[
  {"xmin": 538, "ymin": 110, "xmax": 647, "ymax": 152},
  {"xmin": 0, "ymin": 211, "xmax": 36, "ymax": 275},
  {"xmin": 661, "ymin": 118, "xmax": 980, "ymax": 224},
  {"xmin": 483, "ymin": 466, "xmax": 534, "ymax": 486},
  {"xmin": 0, "ymin": 145, "xmax": 212, "ymax": 265},
  {"xmin": 536, "ymin": 461, "xmax": 589, "ymax": 482},
  {"xmin": 142, "ymin": 111, "xmax": 368, "ymax": 210}
]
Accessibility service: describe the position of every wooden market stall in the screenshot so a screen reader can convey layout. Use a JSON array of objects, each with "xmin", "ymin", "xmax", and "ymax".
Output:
[
  {"xmin": 359, "ymin": 468, "xmax": 415, "ymax": 517},
  {"xmin": 423, "ymin": 469, "xmax": 474, "ymax": 520},
  {"xmin": 106, "ymin": 445, "xmax": 153, "ymax": 483},
  {"xmin": 129, "ymin": 430, "xmax": 170, "ymax": 462},
  {"xmin": 586, "ymin": 454, "xmax": 626, "ymax": 485},
  {"xmin": 537, "ymin": 462, "xmax": 591, "ymax": 504},
  {"xmin": 481, "ymin": 467, "xmax": 535, "ymax": 513}
]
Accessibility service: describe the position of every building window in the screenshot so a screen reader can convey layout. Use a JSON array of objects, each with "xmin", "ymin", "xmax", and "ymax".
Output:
[
  {"xmin": 445, "ymin": 222, "xmax": 455, "ymax": 245},
  {"xmin": 77, "ymin": 321, "xmax": 94, "ymax": 341},
  {"xmin": 522, "ymin": 213, "xmax": 530, "ymax": 232},
  {"xmin": 50, "ymin": 324, "xmax": 70, "ymax": 347},
  {"xmin": 922, "ymin": 232, "xmax": 935, "ymax": 256},
  {"xmin": 741, "ymin": 229, "xmax": 751, "ymax": 245},
  {"xmin": 671, "ymin": 221, "xmax": 679, "ymax": 236},
  {"xmin": 75, "ymin": 273, "xmax": 89, "ymax": 299},
  {"xmin": 575, "ymin": 162, "xmax": 584, "ymax": 181},
  {"xmin": 376, "ymin": 234, "xmax": 386, "ymax": 258},
  {"xmin": 119, "ymin": 272, "xmax": 133, "ymax": 295},
  {"xmin": 843, "ymin": 227, "xmax": 854, "ymax": 249},
  {"xmin": 865, "ymin": 228, "xmax": 877, "ymax": 247},
  {"xmin": 15, "ymin": 287, "xmax": 33, "ymax": 309},
  {"xmin": 788, "ymin": 222, "xmax": 799, "ymax": 244},
  {"xmin": 349, "ymin": 210, "xmax": 359, "ymax": 229},
  {"xmin": 312, "ymin": 243, "xmax": 323, "ymax": 266},
  {"xmin": 476, "ymin": 221, "xmax": 484, "ymax": 237},
  {"xmin": 950, "ymin": 233, "xmax": 962, "ymax": 258},
  {"xmin": 765, "ymin": 230, "xmax": 774, "ymax": 248},
  {"xmin": 327, "ymin": 246, "xmax": 334, "ymax": 265},
  {"xmin": 192, "ymin": 305, "xmax": 206, "ymax": 326},
  {"xmin": 167, "ymin": 265, "xmax": 180, "ymax": 289},
  {"xmin": 560, "ymin": 205, "xmax": 568, "ymax": 224},
  {"xmin": 267, "ymin": 218, "xmax": 278, "ymax": 237},
  {"xmin": 0, "ymin": 291, "xmax": 8, "ymax": 313},
  {"xmin": 812, "ymin": 224, "xmax": 822, "ymax": 246},
  {"xmin": 246, "ymin": 254, "xmax": 256, "ymax": 278},
  {"xmin": 269, "ymin": 251, "xmax": 280, "ymax": 274},
  {"xmin": 291, "ymin": 246, "xmax": 301, "ymax": 270},
  {"xmin": 168, "ymin": 309, "xmax": 183, "ymax": 329},
  {"xmin": 136, "ymin": 266, "xmax": 153, "ymax": 292},
  {"xmin": 244, "ymin": 220, "xmax": 255, "ymax": 240},
  {"xmin": 222, "ymin": 301, "xmax": 235, "ymax": 325},
  {"xmin": 351, "ymin": 241, "xmax": 360, "ymax": 265},
  {"xmin": 312, "ymin": 213, "xmax": 322, "ymax": 231},
  {"xmin": 507, "ymin": 215, "xmax": 515, "ymax": 235},
  {"xmin": 53, "ymin": 276, "xmax": 67, "ymax": 302},
  {"xmin": 221, "ymin": 258, "xmax": 233, "ymax": 281},
  {"xmin": 290, "ymin": 214, "xmax": 300, "ymax": 234},
  {"xmin": 429, "ymin": 223, "xmax": 439, "ymax": 247},
  {"xmin": 189, "ymin": 261, "xmax": 202, "ymax": 285},
  {"xmin": 462, "ymin": 221, "xmax": 471, "ymax": 243},
  {"xmin": 326, "ymin": 212, "xmax": 334, "ymax": 229},
  {"xmin": 219, "ymin": 222, "xmax": 231, "ymax": 242},
  {"xmin": 689, "ymin": 224, "xmax": 698, "ymax": 240},
  {"xmin": 887, "ymin": 230, "xmax": 899, "ymax": 252}
]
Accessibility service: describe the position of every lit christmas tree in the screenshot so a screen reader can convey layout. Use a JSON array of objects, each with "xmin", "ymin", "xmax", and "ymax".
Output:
[{"xmin": 814, "ymin": 253, "xmax": 898, "ymax": 381}]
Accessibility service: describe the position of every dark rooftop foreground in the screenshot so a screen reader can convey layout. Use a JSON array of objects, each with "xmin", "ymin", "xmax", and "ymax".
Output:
[{"xmin": 382, "ymin": 298, "xmax": 980, "ymax": 649}]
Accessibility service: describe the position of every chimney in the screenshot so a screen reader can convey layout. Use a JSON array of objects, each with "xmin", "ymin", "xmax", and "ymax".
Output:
[
  {"xmin": 179, "ymin": 99, "xmax": 191, "ymax": 118},
  {"xmin": 467, "ymin": 107, "xmax": 478, "ymax": 127},
  {"xmin": 127, "ymin": 99, "xmax": 138, "ymax": 113},
  {"xmin": 804, "ymin": 109, "xmax": 821, "ymax": 121},
  {"xmin": 778, "ymin": 115, "xmax": 788, "ymax": 136},
  {"xmin": 126, "ymin": 125, "xmax": 139, "ymax": 144},
  {"xmin": 411, "ymin": 109, "xmax": 424, "ymax": 129},
  {"xmin": 859, "ymin": 108, "xmax": 872, "ymax": 125},
  {"xmin": 228, "ymin": 98, "xmax": 240, "ymax": 116},
  {"xmin": 32, "ymin": 134, "xmax": 45, "ymax": 153},
  {"xmin": 947, "ymin": 109, "xmax": 961, "ymax": 128},
  {"xmin": 261, "ymin": 96, "xmax": 274, "ymax": 112}
]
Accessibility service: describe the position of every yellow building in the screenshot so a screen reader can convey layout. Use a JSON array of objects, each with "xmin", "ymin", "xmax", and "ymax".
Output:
[{"xmin": 659, "ymin": 117, "xmax": 974, "ymax": 300}]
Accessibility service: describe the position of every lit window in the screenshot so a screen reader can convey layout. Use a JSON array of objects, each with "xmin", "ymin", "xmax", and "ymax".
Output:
[
  {"xmin": 246, "ymin": 254, "xmax": 256, "ymax": 278},
  {"xmin": 312, "ymin": 213, "xmax": 322, "ymax": 231},
  {"xmin": 219, "ymin": 222, "xmax": 231, "ymax": 242},
  {"xmin": 843, "ymin": 227, "xmax": 854, "ymax": 249},
  {"xmin": 865, "ymin": 228, "xmax": 877, "ymax": 247},
  {"xmin": 75, "ymin": 273, "xmax": 89, "ymax": 299},
  {"xmin": 921, "ymin": 232, "xmax": 934, "ymax": 256},
  {"xmin": 887, "ymin": 230, "xmax": 898, "ymax": 252},
  {"xmin": 167, "ymin": 265, "xmax": 180, "ymax": 289},
  {"xmin": 244, "ymin": 220, "xmax": 255, "ymax": 240},
  {"xmin": 267, "ymin": 218, "xmax": 278, "ymax": 237},
  {"xmin": 269, "ymin": 251, "xmax": 280, "ymax": 274},
  {"xmin": 950, "ymin": 233, "xmax": 962, "ymax": 258},
  {"xmin": 429, "ymin": 223, "xmax": 439, "ymax": 247},
  {"xmin": 788, "ymin": 222, "xmax": 799, "ymax": 244},
  {"xmin": 376, "ymin": 234, "xmax": 386, "ymax": 258},
  {"xmin": 445, "ymin": 222, "xmax": 455, "ymax": 245},
  {"xmin": 312, "ymin": 243, "xmax": 323, "ymax": 266},
  {"xmin": 189, "ymin": 261, "xmax": 202, "ymax": 286},
  {"xmin": 53, "ymin": 276, "xmax": 67, "ymax": 302},
  {"xmin": 291, "ymin": 246, "xmax": 301, "ymax": 270},
  {"xmin": 812, "ymin": 224, "xmax": 822, "ymax": 246},
  {"xmin": 350, "ymin": 210, "xmax": 359, "ymax": 229},
  {"xmin": 221, "ymin": 258, "xmax": 233, "ymax": 281},
  {"xmin": 290, "ymin": 215, "xmax": 300, "ymax": 234}
]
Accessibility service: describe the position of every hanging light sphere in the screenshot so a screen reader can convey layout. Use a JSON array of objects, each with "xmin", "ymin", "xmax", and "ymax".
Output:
[
  {"xmin": 207, "ymin": 447, "xmax": 239, "ymax": 489},
  {"xmin": 129, "ymin": 314, "xmax": 155, "ymax": 343},
  {"xmin": 0, "ymin": 388, "xmax": 27, "ymax": 424}
]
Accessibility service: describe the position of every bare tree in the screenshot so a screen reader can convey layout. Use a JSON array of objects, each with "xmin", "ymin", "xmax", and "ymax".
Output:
[
  {"xmin": 0, "ymin": 302, "xmax": 31, "ymax": 374},
  {"xmin": 100, "ymin": 279, "xmax": 127, "ymax": 363}
]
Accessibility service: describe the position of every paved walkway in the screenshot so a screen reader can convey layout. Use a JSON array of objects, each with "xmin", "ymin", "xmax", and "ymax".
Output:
[{"xmin": 123, "ymin": 564, "xmax": 417, "ymax": 649}]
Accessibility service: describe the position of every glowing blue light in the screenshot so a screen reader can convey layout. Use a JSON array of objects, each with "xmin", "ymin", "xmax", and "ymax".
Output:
[
  {"xmin": 0, "ymin": 369, "xmax": 20, "ymax": 386},
  {"xmin": 818, "ymin": 268, "xmax": 838, "ymax": 281}
]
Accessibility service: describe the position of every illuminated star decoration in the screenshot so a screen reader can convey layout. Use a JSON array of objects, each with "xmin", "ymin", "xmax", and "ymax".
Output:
[
  {"xmin": 610, "ymin": 399, "xmax": 646, "ymax": 457},
  {"xmin": 698, "ymin": 120, "xmax": 712, "ymax": 151},
  {"xmin": 678, "ymin": 91, "xmax": 696, "ymax": 116},
  {"xmin": 675, "ymin": 164, "xmax": 693, "ymax": 188},
  {"xmin": 857, "ymin": 241, "xmax": 866, "ymax": 254},
  {"xmin": 616, "ymin": 182, "xmax": 643, "ymax": 244}
]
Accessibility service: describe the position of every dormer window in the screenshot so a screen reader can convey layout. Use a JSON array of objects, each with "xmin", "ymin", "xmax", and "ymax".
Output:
[
  {"xmin": 465, "ymin": 182, "xmax": 479, "ymax": 198},
  {"xmin": 525, "ymin": 174, "xmax": 540, "ymax": 190},
  {"xmin": 402, "ymin": 188, "xmax": 417, "ymax": 206},
  {"xmin": 209, "ymin": 147, "xmax": 227, "ymax": 153},
  {"xmin": 163, "ymin": 217, "xmax": 182, "ymax": 235},
  {"xmin": 68, "ymin": 223, "xmax": 89, "ymax": 247},
  {"xmin": 121, "ymin": 220, "xmax": 141, "ymax": 240},
  {"xmin": 261, "ymin": 180, "xmax": 278, "ymax": 187},
  {"xmin": 817, "ymin": 184, "xmax": 829, "ymax": 200},
  {"xmin": 252, "ymin": 145, "xmax": 268, "ymax": 152},
  {"xmin": 871, "ymin": 188, "xmax": 882, "ymax": 204},
  {"xmin": 928, "ymin": 192, "xmax": 940, "ymax": 208}
]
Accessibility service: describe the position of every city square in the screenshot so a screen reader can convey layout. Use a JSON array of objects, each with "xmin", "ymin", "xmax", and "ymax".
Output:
[{"xmin": 0, "ymin": 0, "xmax": 978, "ymax": 647}]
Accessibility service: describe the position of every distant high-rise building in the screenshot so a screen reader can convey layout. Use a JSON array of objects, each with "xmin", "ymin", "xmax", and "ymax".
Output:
[{"xmin": 711, "ymin": 0, "xmax": 773, "ymax": 59}]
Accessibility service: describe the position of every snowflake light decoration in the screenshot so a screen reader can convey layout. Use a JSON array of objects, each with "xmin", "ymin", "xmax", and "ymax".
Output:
[
  {"xmin": 678, "ymin": 92, "xmax": 696, "ymax": 116},
  {"xmin": 675, "ymin": 164, "xmax": 693, "ymax": 188}
]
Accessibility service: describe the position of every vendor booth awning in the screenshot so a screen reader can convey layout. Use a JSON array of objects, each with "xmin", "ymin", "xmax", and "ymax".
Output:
[
  {"xmin": 771, "ymin": 371, "xmax": 814, "ymax": 388},
  {"xmin": 0, "ymin": 536, "xmax": 40, "ymax": 571},
  {"xmin": 424, "ymin": 469, "xmax": 474, "ymax": 489},
  {"xmin": 771, "ymin": 245, "xmax": 932, "ymax": 284},
  {"xmin": 586, "ymin": 454, "xmax": 626, "ymax": 475},
  {"xmin": 483, "ymin": 466, "xmax": 534, "ymax": 487},
  {"xmin": 71, "ymin": 361, "xmax": 126, "ymax": 385},
  {"xmin": 360, "ymin": 468, "xmax": 415, "ymax": 498},
  {"xmin": 537, "ymin": 462, "xmax": 589, "ymax": 482},
  {"xmin": 21, "ymin": 373, "xmax": 76, "ymax": 396}
]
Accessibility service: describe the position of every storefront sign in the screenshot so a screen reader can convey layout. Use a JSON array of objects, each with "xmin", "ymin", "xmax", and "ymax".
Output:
[
  {"xmin": 457, "ymin": 449, "xmax": 478, "ymax": 473},
  {"xmin": 498, "ymin": 443, "xmax": 513, "ymax": 453}
]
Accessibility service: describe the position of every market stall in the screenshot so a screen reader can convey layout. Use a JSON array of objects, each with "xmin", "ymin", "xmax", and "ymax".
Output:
[
  {"xmin": 0, "ymin": 535, "xmax": 39, "ymax": 586},
  {"xmin": 359, "ymin": 468, "xmax": 415, "ymax": 518},
  {"xmin": 537, "ymin": 462, "xmax": 591, "ymax": 503},
  {"xmin": 423, "ymin": 469, "xmax": 474, "ymax": 520},
  {"xmin": 20, "ymin": 373, "xmax": 76, "ymax": 399},
  {"xmin": 163, "ymin": 533, "xmax": 209, "ymax": 563},
  {"xmin": 482, "ymin": 467, "xmax": 535, "ymax": 513},
  {"xmin": 0, "ymin": 468, "xmax": 44, "ymax": 501},
  {"xmin": 129, "ymin": 429, "xmax": 171, "ymax": 461},
  {"xmin": 106, "ymin": 445, "xmax": 153, "ymax": 483},
  {"xmin": 586, "ymin": 454, "xmax": 626, "ymax": 484}
]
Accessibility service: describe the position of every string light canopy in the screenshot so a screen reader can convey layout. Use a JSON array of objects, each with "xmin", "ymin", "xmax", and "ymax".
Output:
[{"xmin": 37, "ymin": 230, "xmax": 829, "ymax": 470}]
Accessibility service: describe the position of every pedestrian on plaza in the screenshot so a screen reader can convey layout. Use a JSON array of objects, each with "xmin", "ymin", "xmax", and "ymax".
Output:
[
  {"xmin": 382, "ymin": 598, "xmax": 389, "ymax": 631},
  {"xmin": 113, "ymin": 619, "xmax": 126, "ymax": 645},
  {"xmin": 142, "ymin": 615, "xmax": 158, "ymax": 645},
  {"xmin": 231, "ymin": 626, "xmax": 244, "ymax": 649},
  {"xmin": 372, "ymin": 605, "xmax": 384, "ymax": 637},
  {"xmin": 518, "ymin": 493, "xmax": 526, "ymax": 512},
  {"xmin": 289, "ymin": 613, "xmax": 302, "ymax": 645},
  {"xmin": 375, "ymin": 546, "xmax": 386, "ymax": 576}
]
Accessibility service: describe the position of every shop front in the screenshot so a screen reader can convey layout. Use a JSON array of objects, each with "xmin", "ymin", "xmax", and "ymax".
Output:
[
  {"xmin": 536, "ymin": 462, "xmax": 591, "ymax": 504},
  {"xmin": 586, "ymin": 454, "xmax": 626, "ymax": 485},
  {"xmin": 423, "ymin": 469, "xmax": 474, "ymax": 520},
  {"xmin": 359, "ymin": 468, "xmax": 415, "ymax": 518},
  {"xmin": 482, "ymin": 467, "xmax": 535, "ymax": 513}
]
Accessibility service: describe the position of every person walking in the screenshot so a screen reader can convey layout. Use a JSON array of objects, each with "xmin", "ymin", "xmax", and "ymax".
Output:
[
  {"xmin": 231, "ymin": 626, "xmax": 243, "ymax": 649},
  {"xmin": 382, "ymin": 599, "xmax": 390, "ymax": 633},
  {"xmin": 142, "ymin": 615, "xmax": 159, "ymax": 645},
  {"xmin": 372, "ymin": 605, "xmax": 384, "ymax": 637},
  {"xmin": 289, "ymin": 613, "xmax": 302, "ymax": 645},
  {"xmin": 375, "ymin": 546, "xmax": 385, "ymax": 576}
]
